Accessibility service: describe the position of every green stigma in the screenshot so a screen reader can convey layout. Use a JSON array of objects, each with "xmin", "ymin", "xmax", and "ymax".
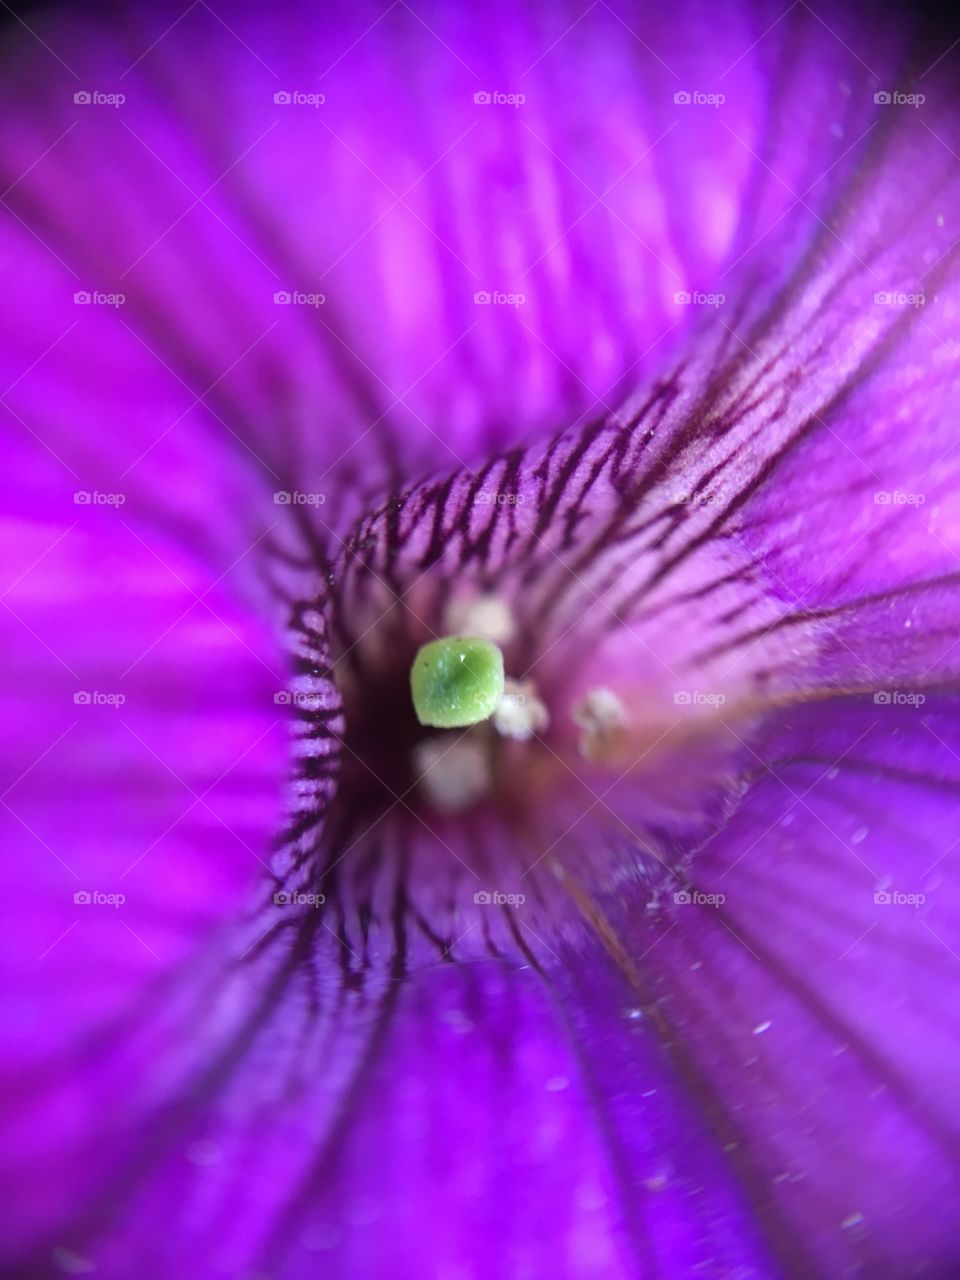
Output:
[{"xmin": 410, "ymin": 635, "xmax": 505, "ymax": 728}]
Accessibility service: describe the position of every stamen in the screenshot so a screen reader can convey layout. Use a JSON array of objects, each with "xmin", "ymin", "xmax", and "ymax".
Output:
[
  {"xmin": 572, "ymin": 687, "xmax": 628, "ymax": 762},
  {"xmin": 443, "ymin": 593, "xmax": 516, "ymax": 644},
  {"xmin": 492, "ymin": 677, "xmax": 550, "ymax": 741},
  {"xmin": 413, "ymin": 734, "xmax": 492, "ymax": 813},
  {"xmin": 410, "ymin": 635, "xmax": 505, "ymax": 728}
]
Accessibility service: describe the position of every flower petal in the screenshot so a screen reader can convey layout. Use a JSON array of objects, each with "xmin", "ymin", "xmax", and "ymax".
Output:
[
  {"xmin": 0, "ymin": 497, "xmax": 287, "ymax": 1244},
  {"xmin": 588, "ymin": 694, "xmax": 960, "ymax": 1274},
  {"xmin": 3, "ymin": 3, "xmax": 960, "ymax": 1278},
  {"xmin": 4, "ymin": 924, "xmax": 784, "ymax": 1279},
  {"xmin": 0, "ymin": 0, "xmax": 932, "ymax": 507}
]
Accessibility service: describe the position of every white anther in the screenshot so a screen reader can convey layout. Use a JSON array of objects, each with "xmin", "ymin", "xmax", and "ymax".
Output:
[
  {"xmin": 413, "ymin": 734, "xmax": 491, "ymax": 814},
  {"xmin": 443, "ymin": 594, "xmax": 516, "ymax": 645},
  {"xmin": 492, "ymin": 678, "xmax": 550, "ymax": 741}
]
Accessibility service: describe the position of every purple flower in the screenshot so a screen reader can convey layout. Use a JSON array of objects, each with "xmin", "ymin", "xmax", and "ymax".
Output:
[{"xmin": 2, "ymin": 0, "xmax": 960, "ymax": 1275}]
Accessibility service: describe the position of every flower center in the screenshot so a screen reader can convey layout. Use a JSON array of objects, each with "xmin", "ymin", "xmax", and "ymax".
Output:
[{"xmin": 276, "ymin": 452, "xmax": 825, "ymax": 954}]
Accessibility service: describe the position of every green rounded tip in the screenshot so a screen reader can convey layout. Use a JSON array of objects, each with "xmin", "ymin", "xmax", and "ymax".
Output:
[{"xmin": 410, "ymin": 635, "xmax": 505, "ymax": 728}]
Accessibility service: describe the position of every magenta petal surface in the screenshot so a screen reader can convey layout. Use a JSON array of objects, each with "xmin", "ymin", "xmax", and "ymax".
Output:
[
  {"xmin": 3, "ymin": 1, "xmax": 960, "ymax": 1278},
  {"xmin": 596, "ymin": 696, "xmax": 960, "ymax": 1276},
  {"xmin": 0, "ymin": 0, "xmax": 938, "ymax": 499}
]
